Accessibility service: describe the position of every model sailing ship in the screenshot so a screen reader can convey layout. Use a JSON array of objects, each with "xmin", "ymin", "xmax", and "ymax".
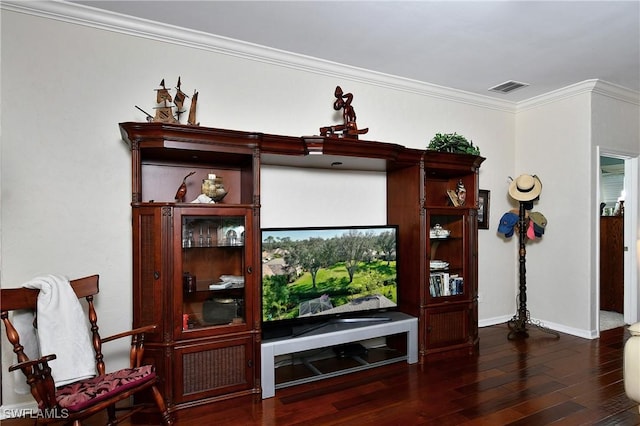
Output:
[{"xmin": 135, "ymin": 77, "xmax": 199, "ymax": 125}]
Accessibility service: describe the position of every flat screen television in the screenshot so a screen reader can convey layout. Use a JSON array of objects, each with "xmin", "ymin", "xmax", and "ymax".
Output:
[{"xmin": 261, "ymin": 225, "xmax": 398, "ymax": 339}]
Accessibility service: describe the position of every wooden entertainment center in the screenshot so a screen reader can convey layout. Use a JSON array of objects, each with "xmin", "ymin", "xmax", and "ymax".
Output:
[{"xmin": 119, "ymin": 122, "xmax": 483, "ymax": 411}]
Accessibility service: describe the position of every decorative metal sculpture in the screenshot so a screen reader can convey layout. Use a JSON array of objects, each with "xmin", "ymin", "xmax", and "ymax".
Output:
[{"xmin": 319, "ymin": 86, "xmax": 369, "ymax": 139}]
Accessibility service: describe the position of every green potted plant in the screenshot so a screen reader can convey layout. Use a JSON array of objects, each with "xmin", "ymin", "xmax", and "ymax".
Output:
[{"xmin": 427, "ymin": 132, "xmax": 480, "ymax": 155}]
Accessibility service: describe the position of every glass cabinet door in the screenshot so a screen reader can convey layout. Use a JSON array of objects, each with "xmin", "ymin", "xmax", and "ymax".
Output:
[
  {"xmin": 179, "ymin": 212, "xmax": 249, "ymax": 334},
  {"xmin": 427, "ymin": 211, "xmax": 467, "ymax": 299}
]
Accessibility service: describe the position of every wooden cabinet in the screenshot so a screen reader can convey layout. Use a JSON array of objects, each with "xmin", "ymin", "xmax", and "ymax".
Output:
[
  {"xmin": 120, "ymin": 122, "xmax": 272, "ymax": 411},
  {"xmin": 389, "ymin": 151, "xmax": 483, "ymax": 362},
  {"xmin": 600, "ymin": 216, "xmax": 624, "ymax": 313},
  {"xmin": 120, "ymin": 122, "xmax": 483, "ymax": 404}
]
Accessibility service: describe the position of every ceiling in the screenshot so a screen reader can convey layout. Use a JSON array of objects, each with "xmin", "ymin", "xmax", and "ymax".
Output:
[{"xmin": 73, "ymin": 1, "xmax": 639, "ymax": 102}]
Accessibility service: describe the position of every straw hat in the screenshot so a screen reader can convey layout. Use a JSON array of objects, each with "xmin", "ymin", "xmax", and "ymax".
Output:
[{"xmin": 509, "ymin": 174, "xmax": 542, "ymax": 202}]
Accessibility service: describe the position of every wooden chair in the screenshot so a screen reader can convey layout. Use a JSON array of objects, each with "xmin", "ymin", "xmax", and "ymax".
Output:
[{"xmin": 1, "ymin": 274, "xmax": 173, "ymax": 425}]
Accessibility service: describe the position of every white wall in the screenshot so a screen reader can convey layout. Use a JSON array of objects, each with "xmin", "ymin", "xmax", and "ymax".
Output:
[
  {"xmin": 261, "ymin": 167, "xmax": 387, "ymax": 228},
  {"xmin": 592, "ymin": 87, "xmax": 640, "ymax": 327},
  {"xmin": 1, "ymin": 2, "xmax": 637, "ymax": 410},
  {"xmin": 515, "ymin": 88, "xmax": 594, "ymax": 335},
  {"xmin": 515, "ymin": 82, "xmax": 640, "ymax": 336}
]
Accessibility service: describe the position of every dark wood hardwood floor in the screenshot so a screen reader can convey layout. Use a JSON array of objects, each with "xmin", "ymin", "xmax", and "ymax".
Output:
[{"xmin": 4, "ymin": 323, "xmax": 639, "ymax": 425}]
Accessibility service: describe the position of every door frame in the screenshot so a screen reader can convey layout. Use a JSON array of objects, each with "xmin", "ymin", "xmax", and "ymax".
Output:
[{"xmin": 597, "ymin": 148, "xmax": 639, "ymax": 330}]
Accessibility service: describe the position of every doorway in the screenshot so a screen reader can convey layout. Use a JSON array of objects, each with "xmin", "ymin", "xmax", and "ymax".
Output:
[{"xmin": 598, "ymin": 151, "xmax": 639, "ymax": 332}]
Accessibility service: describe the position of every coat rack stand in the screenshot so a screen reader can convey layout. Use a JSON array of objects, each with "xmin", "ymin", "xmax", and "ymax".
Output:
[{"xmin": 507, "ymin": 201, "xmax": 560, "ymax": 340}]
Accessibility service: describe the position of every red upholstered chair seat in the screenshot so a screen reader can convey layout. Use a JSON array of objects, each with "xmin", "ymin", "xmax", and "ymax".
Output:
[{"xmin": 56, "ymin": 365, "xmax": 156, "ymax": 412}]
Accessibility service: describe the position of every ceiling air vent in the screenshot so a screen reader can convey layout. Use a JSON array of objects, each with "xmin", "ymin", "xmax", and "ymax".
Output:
[{"xmin": 488, "ymin": 80, "xmax": 529, "ymax": 94}]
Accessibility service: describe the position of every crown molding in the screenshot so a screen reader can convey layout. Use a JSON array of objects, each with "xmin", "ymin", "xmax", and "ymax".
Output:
[
  {"xmin": 2, "ymin": 1, "xmax": 517, "ymax": 114},
  {"xmin": 591, "ymin": 80, "xmax": 640, "ymax": 105},
  {"xmin": 516, "ymin": 80, "xmax": 599, "ymax": 111},
  {"xmin": 517, "ymin": 79, "xmax": 640, "ymax": 112}
]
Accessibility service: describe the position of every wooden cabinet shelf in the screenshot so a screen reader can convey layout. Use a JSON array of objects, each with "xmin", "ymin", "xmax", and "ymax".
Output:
[
  {"xmin": 121, "ymin": 121, "xmax": 483, "ymax": 405},
  {"xmin": 121, "ymin": 122, "xmax": 263, "ymax": 411},
  {"xmin": 389, "ymin": 151, "xmax": 483, "ymax": 362},
  {"xmin": 600, "ymin": 216, "xmax": 624, "ymax": 313}
]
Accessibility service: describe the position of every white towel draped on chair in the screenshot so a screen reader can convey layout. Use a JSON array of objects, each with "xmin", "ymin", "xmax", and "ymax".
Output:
[{"xmin": 14, "ymin": 274, "xmax": 97, "ymax": 388}]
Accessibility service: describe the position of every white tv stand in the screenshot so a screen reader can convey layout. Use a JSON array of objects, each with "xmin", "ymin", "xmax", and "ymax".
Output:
[{"xmin": 260, "ymin": 311, "xmax": 418, "ymax": 399}]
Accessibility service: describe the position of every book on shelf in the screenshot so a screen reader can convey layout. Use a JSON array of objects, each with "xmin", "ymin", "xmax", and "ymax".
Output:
[
  {"xmin": 430, "ymin": 272, "xmax": 463, "ymax": 297},
  {"xmin": 209, "ymin": 275, "xmax": 245, "ymax": 290},
  {"xmin": 209, "ymin": 282, "xmax": 232, "ymax": 290},
  {"xmin": 452, "ymin": 276, "xmax": 463, "ymax": 294}
]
